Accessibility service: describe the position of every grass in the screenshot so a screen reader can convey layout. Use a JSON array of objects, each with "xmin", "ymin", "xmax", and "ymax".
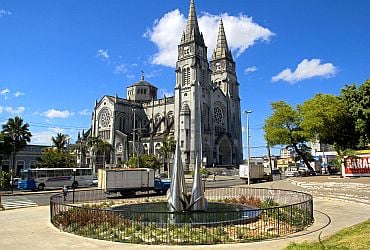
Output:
[{"xmin": 285, "ymin": 218, "xmax": 370, "ymax": 250}]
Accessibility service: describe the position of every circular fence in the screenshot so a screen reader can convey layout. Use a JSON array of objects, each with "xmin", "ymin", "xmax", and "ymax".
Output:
[{"xmin": 50, "ymin": 187, "xmax": 313, "ymax": 245}]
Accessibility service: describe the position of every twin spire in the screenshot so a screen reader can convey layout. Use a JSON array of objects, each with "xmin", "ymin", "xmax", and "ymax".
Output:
[
  {"xmin": 212, "ymin": 19, "xmax": 233, "ymax": 61},
  {"xmin": 181, "ymin": 0, "xmax": 232, "ymax": 61},
  {"xmin": 181, "ymin": 0, "xmax": 204, "ymax": 45}
]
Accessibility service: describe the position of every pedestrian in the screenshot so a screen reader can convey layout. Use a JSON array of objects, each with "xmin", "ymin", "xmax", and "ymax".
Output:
[{"xmin": 62, "ymin": 185, "xmax": 68, "ymax": 201}]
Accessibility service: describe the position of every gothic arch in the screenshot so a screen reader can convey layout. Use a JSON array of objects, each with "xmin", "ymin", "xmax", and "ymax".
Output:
[
  {"xmin": 217, "ymin": 135, "xmax": 232, "ymax": 166},
  {"xmin": 182, "ymin": 65, "xmax": 191, "ymax": 86}
]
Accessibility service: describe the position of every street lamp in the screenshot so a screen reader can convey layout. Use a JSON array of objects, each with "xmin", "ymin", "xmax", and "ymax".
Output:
[
  {"xmin": 244, "ymin": 110, "xmax": 253, "ymax": 185},
  {"xmin": 72, "ymin": 168, "xmax": 76, "ymax": 203}
]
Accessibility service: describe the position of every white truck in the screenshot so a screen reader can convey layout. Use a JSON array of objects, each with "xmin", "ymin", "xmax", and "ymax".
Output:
[
  {"xmin": 239, "ymin": 164, "xmax": 273, "ymax": 183},
  {"xmin": 98, "ymin": 168, "xmax": 171, "ymax": 196}
]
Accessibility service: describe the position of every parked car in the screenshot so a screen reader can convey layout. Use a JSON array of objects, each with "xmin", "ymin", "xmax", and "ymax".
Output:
[
  {"xmin": 91, "ymin": 175, "xmax": 98, "ymax": 186},
  {"xmin": 298, "ymin": 168, "xmax": 309, "ymax": 177},
  {"xmin": 285, "ymin": 170, "xmax": 299, "ymax": 178}
]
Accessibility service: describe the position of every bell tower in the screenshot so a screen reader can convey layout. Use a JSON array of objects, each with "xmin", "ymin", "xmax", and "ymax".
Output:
[
  {"xmin": 210, "ymin": 19, "xmax": 243, "ymax": 164},
  {"xmin": 174, "ymin": 0, "xmax": 209, "ymax": 170}
]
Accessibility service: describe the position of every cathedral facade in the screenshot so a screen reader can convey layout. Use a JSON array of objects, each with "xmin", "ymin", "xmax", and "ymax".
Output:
[{"xmin": 89, "ymin": 0, "xmax": 243, "ymax": 171}]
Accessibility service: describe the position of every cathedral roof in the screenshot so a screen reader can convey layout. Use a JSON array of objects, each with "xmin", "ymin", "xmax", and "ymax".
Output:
[
  {"xmin": 129, "ymin": 72, "xmax": 157, "ymax": 89},
  {"xmin": 212, "ymin": 19, "xmax": 233, "ymax": 61},
  {"xmin": 181, "ymin": 0, "xmax": 205, "ymax": 45}
]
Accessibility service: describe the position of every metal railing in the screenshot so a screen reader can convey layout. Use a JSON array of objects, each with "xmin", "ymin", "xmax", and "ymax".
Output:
[{"xmin": 50, "ymin": 187, "xmax": 313, "ymax": 245}]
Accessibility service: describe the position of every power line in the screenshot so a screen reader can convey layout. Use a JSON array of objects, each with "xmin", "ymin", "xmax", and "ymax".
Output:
[{"xmin": 0, "ymin": 116, "xmax": 89, "ymax": 130}]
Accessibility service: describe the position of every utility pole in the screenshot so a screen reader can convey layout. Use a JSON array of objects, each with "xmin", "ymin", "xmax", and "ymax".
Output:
[
  {"xmin": 244, "ymin": 110, "xmax": 252, "ymax": 185},
  {"xmin": 132, "ymin": 106, "xmax": 139, "ymax": 168}
]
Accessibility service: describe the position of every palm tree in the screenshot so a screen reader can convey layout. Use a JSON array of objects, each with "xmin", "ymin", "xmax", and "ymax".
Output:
[
  {"xmin": 2, "ymin": 116, "xmax": 32, "ymax": 177},
  {"xmin": 52, "ymin": 133, "xmax": 68, "ymax": 150},
  {"xmin": 158, "ymin": 136, "xmax": 176, "ymax": 176}
]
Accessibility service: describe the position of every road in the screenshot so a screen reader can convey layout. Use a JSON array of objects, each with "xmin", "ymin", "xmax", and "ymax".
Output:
[{"xmin": 1, "ymin": 175, "xmax": 287, "ymax": 209}]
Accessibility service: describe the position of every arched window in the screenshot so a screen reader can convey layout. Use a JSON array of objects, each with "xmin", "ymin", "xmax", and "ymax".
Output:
[{"xmin": 183, "ymin": 67, "xmax": 190, "ymax": 86}]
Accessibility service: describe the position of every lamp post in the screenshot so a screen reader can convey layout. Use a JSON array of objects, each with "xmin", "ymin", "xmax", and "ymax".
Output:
[
  {"xmin": 72, "ymin": 168, "xmax": 76, "ymax": 203},
  {"xmin": 244, "ymin": 110, "xmax": 253, "ymax": 185}
]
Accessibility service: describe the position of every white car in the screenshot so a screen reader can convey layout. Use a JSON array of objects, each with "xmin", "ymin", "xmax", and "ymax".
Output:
[{"xmin": 285, "ymin": 170, "xmax": 299, "ymax": 178}]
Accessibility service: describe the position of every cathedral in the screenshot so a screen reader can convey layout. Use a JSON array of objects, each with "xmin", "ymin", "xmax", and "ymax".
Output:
[{"xmin": 88, "ymin": 0, "xmax": 243, "ymax": 171}]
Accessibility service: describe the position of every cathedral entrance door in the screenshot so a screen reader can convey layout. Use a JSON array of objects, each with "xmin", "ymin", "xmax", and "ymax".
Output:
[{"xmin": 217, "ymin": 136, "xmax": 232, "ymax": 166}]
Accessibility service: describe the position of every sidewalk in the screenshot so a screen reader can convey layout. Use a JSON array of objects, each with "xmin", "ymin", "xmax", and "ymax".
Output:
[{"xmin": 1, "ymin": 179, "xmax": 370, "ymax": 249}]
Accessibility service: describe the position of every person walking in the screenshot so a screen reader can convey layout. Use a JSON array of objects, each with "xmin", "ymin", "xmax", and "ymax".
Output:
[{"xmin": 62, "ymin": 185, "xmax": 68, "ymax": 201}]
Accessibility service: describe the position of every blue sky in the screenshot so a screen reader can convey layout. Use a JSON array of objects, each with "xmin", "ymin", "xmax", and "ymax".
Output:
[{"xmin": 0, "ymin": 0, "xmax": 369, "ymax": 157}]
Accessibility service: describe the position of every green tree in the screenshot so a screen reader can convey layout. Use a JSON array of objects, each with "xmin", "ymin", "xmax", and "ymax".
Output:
[
  {"xmin": 158, "ymin": 136, "xmax": 176, "ymax": 172},
  {"xmin": 264, "ymin": 101, "xmax": 316, "ymax": 174},
  {"xmin": 87, "ymin": 136, "xmax": 113, "ymax": 170},
  {"xmin": 52, "ymin": 133, "xmax": 68, "ymax": 150},
  {"xmin": 36, "ymin": 148, "xmax": 76, "ymax": 168},
  {"xmin": 2, "ymin": 116, "xmax": 32, "ymax": 176},
  {"xmin": 127, "ymin": 154, "xmax": 160, "ymax": 169},
  {"xmin": 127, "ymin": 154, "xmax": 139, "ymax": 168},
  {"xmin": 340, "ymin": 79, "xmax": 370, "ymax": 148},
  {"xmin": 140, "ymin": 154, "xmax": 160, "ymax": 170},
  {"xmin": 0, "ymin": 132, "xmax": 12, "ymax": 163},
  {"xmin": 0, "ymin": 171, "xmax": 11, "ymax": 189},
  {"xmin": 299, "ymin": 93, "xmax": 355, "ymax": 152}
]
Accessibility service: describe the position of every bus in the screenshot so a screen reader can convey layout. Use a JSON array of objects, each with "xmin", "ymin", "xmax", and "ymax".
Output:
[{"xmin": 17, "ymin": 168, "xmax": 94, "ymax": 191}]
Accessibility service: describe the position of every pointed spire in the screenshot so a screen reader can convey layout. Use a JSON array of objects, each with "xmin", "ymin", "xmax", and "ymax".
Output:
[
  {"xmin": 183, "ymin": 0, "xmax": 204, "ymax": 45},
  {"xmin": 212, "ymin": 18, "xmax": 233, "ymax": 60}
]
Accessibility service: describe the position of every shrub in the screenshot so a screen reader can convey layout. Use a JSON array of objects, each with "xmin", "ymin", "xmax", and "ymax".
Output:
[{"xmin": 223, "ymin": 195, "xmax": 262, "ymax": 208}]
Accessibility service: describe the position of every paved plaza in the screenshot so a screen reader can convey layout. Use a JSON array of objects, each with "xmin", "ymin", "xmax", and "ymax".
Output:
[{"xmin": 1, "ymin": 176, "xmax": 370, "ymax": 249}]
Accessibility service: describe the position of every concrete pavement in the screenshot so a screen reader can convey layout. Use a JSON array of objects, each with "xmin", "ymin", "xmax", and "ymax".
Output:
[{"xmin": 1, "ymin": 177, "xmax": 370, "ymax": 249}]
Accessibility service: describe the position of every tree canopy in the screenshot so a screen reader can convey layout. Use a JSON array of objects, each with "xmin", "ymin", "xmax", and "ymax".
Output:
[
  {"xmin": 299, "ymin": 93, "xmax": 355, "ymax": 151},
  {"xmin": 36, "ymin": 148, "xmax": 76, "ymax": 168},
  {"xmin": 340, "ymin": 79, "xmax": 370, "ymax": 148},
  {"xmin": 52, "ymin": 133, "xmax": 68, "ymax": 150},
  {"xmin": 264, "ymin": 101, "xmax": 316, "ymax": 174},
  {"xmin": 264, "ymin": 78, "xmax": 370, "ymax": 172}
]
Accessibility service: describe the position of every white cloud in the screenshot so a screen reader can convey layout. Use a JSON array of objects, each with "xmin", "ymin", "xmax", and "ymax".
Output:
[
  {"xmin": 0, "ymin": 106, "xmax": 25, "ymax": 114},
  {"xmin": 96, "ymin": 49, "xmax": 110, "ymax": 62},
  {"xmin": 145, "ymin": 10, "xmax": 274, "ymax": 67},
  {"xmin": 158, "ymin": 88, "xmax": 174, "ymax": 98},
  {"xmin": 144, "ymin": 9, "xmax": 186, "ymax": 67},
  {"xmin": 272, "ymin": 58, "xmax": 337, "ymax": 83},
  {"xmin": 42, "ymin": 109, "xmax": 75, "ymax": 119},
  {"xmin": 114, "ymin": 64, "xmax": 128, "ymax": 75},
  {"xmin": 126, "ymin": 74, "xmax": 135, "ymax": 80},
  {"xmin": 1, "ymin": 88, "xmax": 9, "ymax": 97},
  {"xmin": 244, "ymin": 66, "xmax": 257, "ymax": 75},
  {"xmin": 0, "ymin": 9, "xmax": 11, "ymax": 17},
  {"xmin": 79, "ymin": 109, "xmax": 90, "ymax": 116},
  {"xmin": 30, "ymin": 131, "xmax": 53, "ymax": 145},
  {"xmin": 145, "ymin": 69, "xmax": 162, "ymax": 79},
  {"xmin": 31, "ymin": 127, "xmax": 66, "ymax": 145},
  {"xmin": 14, "ymin": 91, "xmax": 25, "ymax": 97}
]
